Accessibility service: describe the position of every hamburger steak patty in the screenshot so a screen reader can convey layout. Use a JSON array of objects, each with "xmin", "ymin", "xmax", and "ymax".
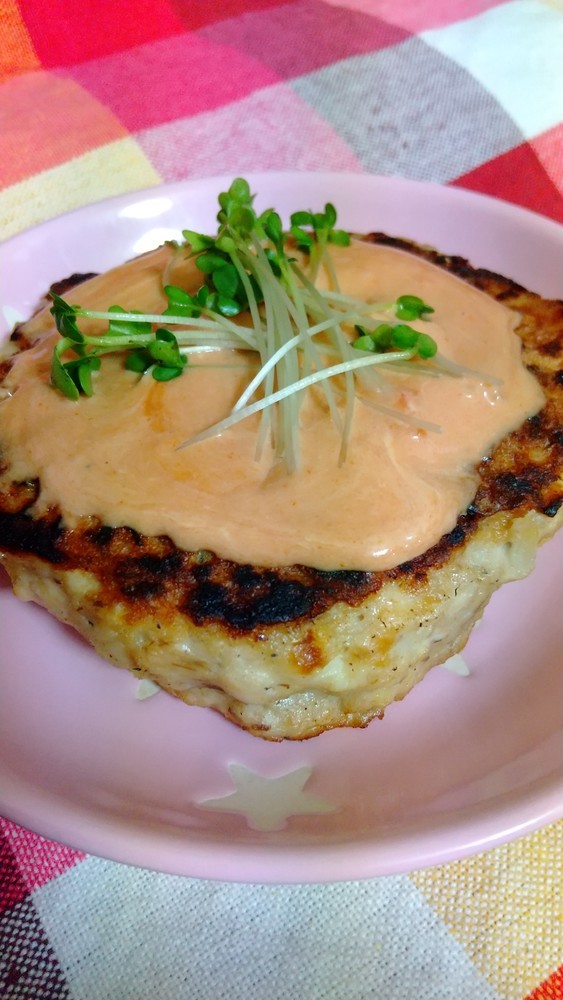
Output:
[{"xmin": 0, "ymin": 235, "xmax": 562, "ymax": 740}]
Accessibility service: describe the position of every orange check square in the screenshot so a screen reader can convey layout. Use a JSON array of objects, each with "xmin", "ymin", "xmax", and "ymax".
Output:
[
  {"xmin": 0, "ymin": 72, "xmax": 128, "ymax": 187},
  {"xmin": 0, "ymin": 0, "xmax": 40, "ymax": 82}
]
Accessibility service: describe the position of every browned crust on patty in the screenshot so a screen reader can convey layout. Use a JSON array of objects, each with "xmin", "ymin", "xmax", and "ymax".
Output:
[{"xmin": 1, "ymin": 237, "xmax": 561, "ymax": 635}]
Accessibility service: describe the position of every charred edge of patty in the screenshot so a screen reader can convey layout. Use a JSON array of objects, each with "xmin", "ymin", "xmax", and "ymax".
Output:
[
  {"xmin": 49, "ymin": 272, "xmax": 99, "ymax": 296},
  {"xmin": 0, "ymin": 273, "xmax": 100, "ymax": 381},
  {"xmin": 0, "ymin": 240, "xmax": 561, "ymax": 633},
  {"xmin": 0, "ymin": 498, "xmax": 482, "ymax": 629}
]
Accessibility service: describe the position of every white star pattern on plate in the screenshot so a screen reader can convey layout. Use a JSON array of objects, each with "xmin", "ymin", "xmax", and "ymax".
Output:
[
  {"xmin": 441, "ymin": 653, "xmax": 471, "ymax": 676},
  {"xmin": 198, "ymin": 764, "xmax": 337, "ymax": 831}
]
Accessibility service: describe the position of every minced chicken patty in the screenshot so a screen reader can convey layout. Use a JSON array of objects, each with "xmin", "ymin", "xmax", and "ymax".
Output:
[{"xmin": 0, "ymin": 235, "xmax": 561, "ymax": 739}]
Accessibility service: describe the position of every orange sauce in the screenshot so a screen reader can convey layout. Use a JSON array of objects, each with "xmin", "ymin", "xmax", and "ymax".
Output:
[{"xmin": 0, "ymin": 241, "xmax": 544, "ymax": 571}]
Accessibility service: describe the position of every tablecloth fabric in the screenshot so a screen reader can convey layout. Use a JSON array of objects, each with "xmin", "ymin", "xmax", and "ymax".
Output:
[{"xmin": 0, "ymin": 1, "xmax": 562, "ymax": 998}]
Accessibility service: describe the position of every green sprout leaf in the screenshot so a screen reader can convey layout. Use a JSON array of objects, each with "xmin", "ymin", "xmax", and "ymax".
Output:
[
  {"xmin": 50, "ymin": 343, "xmax": 80, "ymax": 400},
  {"xmin": 216, "ymin": 234, "xmax": 236, "ymax": 254},
  {"xmin": 352, "ymin": 334, "xmax": 375, "ymax": 352},
  {"xmin": 49, "ymin": 292, "xmax": 84, "ymax": 342},
  {"xmin": 76, "ymin": 356, "xmax": 101, "ymax": 396},
  {"xmin": 195, "ymin": 251, "xmax": 229, "ymax": 273},
  {"xmin": 290, "ymin": 210, "xmax": 313, "ymax": 227},
  {"xmin": 229, "ymin": 177, "xmax": 251, "ymax": 203},
  {"xmin": 163, "ymin": 285, "xmax": 202, "ymax": 318},
  {"xmin": 416, "ymin": 332, "xmax": 438, "ymax": 358},
  {"xmin": 328, "ymin": 229, "xmax": 350, "ymax": 246},
  {"xmin": 212, "ymin": 263, "xmax": 239, "ymax": 299},
  {"xmin": 290, "ymin": 225, "xmax": 314, "ymax": 250},
  {"xmin": 395, "ymin": 295, "xmax": 434, "ymax": 320},
  {"xmin": 152, "ymin": 365, "xmax": 184, "ymax": 382},
  {"xmin": 263, "ymin": 211, "xmax": 283, "ymax": 246},
  {"xmin": 49, "ymin": 337, "xmax": 102, "ymax": 400},
  {"xmin": 352, "ymin": 321, "xmax": 437, "ymax": 362},
  {"xmin": 125, "ymin": 349, "xmax": 152, "ymax": 374},
  {"xmin": 107, "ymin": 305, "xmax": 152, "ymax": 337},
  {"xmin": 324, "ymin": 203, "xmax": 337, "ymax": 229},
  {"xmin": 181, "ymin": 231, "xmax": 214, "ymax": 253},
  {"xmin": 125, "ymin": 329, "xmax": 187, "ymax": 382},
  {"xmin": 391, "ymin": 324, "xmax": 420, "ymax": 350},
  {"xmin": 370, "ymin": 323, "xmax": 394, "ymax": 350},
  {"xmin": 228, "ymin": 204, "xmax": 255, "ymax": 235},
  {"xmin": 216, "ymin": 296, "xmax": 241, "ymax": 317},
  {"xmin": 155, "ymin": 328, "xmax": 185, "ymax": 363}
]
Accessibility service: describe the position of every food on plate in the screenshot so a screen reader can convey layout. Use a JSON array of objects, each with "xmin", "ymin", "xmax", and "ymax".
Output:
[{"xmin": 0, "ymin": 179, "xmax": 561, "ymax": 740}]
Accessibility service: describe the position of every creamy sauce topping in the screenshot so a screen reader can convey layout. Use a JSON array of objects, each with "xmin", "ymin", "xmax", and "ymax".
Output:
[{"xmin": 0, "ymin": 241, "xmax": 544, "ymax": 570}]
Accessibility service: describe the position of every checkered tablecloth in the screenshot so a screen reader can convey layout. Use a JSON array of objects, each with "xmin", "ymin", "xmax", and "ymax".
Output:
[{"xmin": 1, "ymin": 2, "xmax": 562, "ymax": 998}]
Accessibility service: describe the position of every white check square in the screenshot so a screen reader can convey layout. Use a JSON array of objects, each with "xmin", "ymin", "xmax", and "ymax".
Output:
[{"xmin": 422, "ymin": 0, "xmax": 563, "ymax": 139}]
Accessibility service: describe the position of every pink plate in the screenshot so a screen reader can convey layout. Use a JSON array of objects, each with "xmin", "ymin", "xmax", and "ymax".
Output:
[{"xmin": 0, "ymin": 174, "xmax": 561, "ymax": 882}]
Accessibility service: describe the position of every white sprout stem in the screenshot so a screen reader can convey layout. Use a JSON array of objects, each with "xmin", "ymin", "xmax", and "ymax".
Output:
[
  {"xmin": 432, "ymin": 353, "xmax": 504, "ymax": 386},
  {"xmin": 355, "ymin": 364, "xmax": 389, "ymax": 397},
  {"xmin": 245, "ymin": 241, "xmax": 288, "ymax": 457},
  {"xmin": 305, "ymin": 305, "xmax": 387, "ymax": 336},
  {"xmin": 283, "ymin": 261, "xmax": 344, "ymax": 433},
  {"xmin": 179, "ymin": 345, "xmax": 250, "ymax": 356},
  {"xmin": 282, "ymin": 257, "xmax": 340, "ymax": 460},
  {"xmin": 356, "ymin": 394, "xmax": 443, "ymax": 433},
  {"xmin": 255, "ymin": 276, "xmax": 277, "ymax": 459},
  {"xmin": 79, "ymin": 308, "xmax": 240, "ymax": 332},
  {"xmin": 249, "ymin": 237, "xmax": 310, "ymax": 468},
  {"xmin": 321, "ymin": 289, "xmax": 393, "ymax": 312},
  {"xmin": 189, "ymin": 361, "xmax": 259, "ymax": 370},
  {"xmin": 330, "ymin": 380, "xmax": 442, "ymax": 433},
  {"xmin": 245, "ymin": 237, "xmax": 300, "ymax": 460},
  {"xmin": 249, "ymin": 234, "xmax": 303, "ymax": 327},
  {"xmin": 177, "ymin": 349, "xmax": 415, "ymax": 451},
  {"xmin": 233, "ymin": 331, "xmax": 305, "ymax": 410},
  {"xmin": 249, "ymin": 229, "xmax": 344, "ymax": 445},
  {"xmin": 292, "ymin": 263, "xmax": 354, "ymax": 352},
  {"xmin": 78, "ymin": 309, "xmax": 259, "ymax": 351},
  {"xmin": 266, "ymin": 261, "xmax": 301, "ymax": 467},
  {"xmin": 232, "ymin": 308, "xmax": 359, "ymax": 413},
  {"xmin": 233, "ymin": 330, "xmax": 500, "ymax": 420},
  {"xmin": 230, "ymin": 240, "xmax": 277, "ymax": 458},
  {"xmin": 161, "ymin": 244, "xmax": 188, "ymax": 288},
  {"xmin": 317, "ymin": 251, "xmax": 356, "ymax": 463},
  {"xmin": 383, "ymin": 360, "xmax": 443, "ymax": 378},
  {"xmin": 309, "ymin": 233, "xmax": 328, "ymax": 285},
  {"xmin": 322, "ymin": 247, "xmax": 341, "ymax": 295},
  {"xmin": 230, "ymin": 248, "xmax": 265, "ymax": 341},
  {"xmin": 294, "ymin": 260, "xmax": 356, "ymax": 461}
]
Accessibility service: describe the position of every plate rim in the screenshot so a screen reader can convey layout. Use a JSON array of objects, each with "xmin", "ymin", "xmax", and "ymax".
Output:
[
  {"xmin": 2, "ymin": 169, "xmax": 563, "ymax": 243},
  {"xmin": 1, "ymin": 732, "xmax": 560, "ymax": 883}
]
